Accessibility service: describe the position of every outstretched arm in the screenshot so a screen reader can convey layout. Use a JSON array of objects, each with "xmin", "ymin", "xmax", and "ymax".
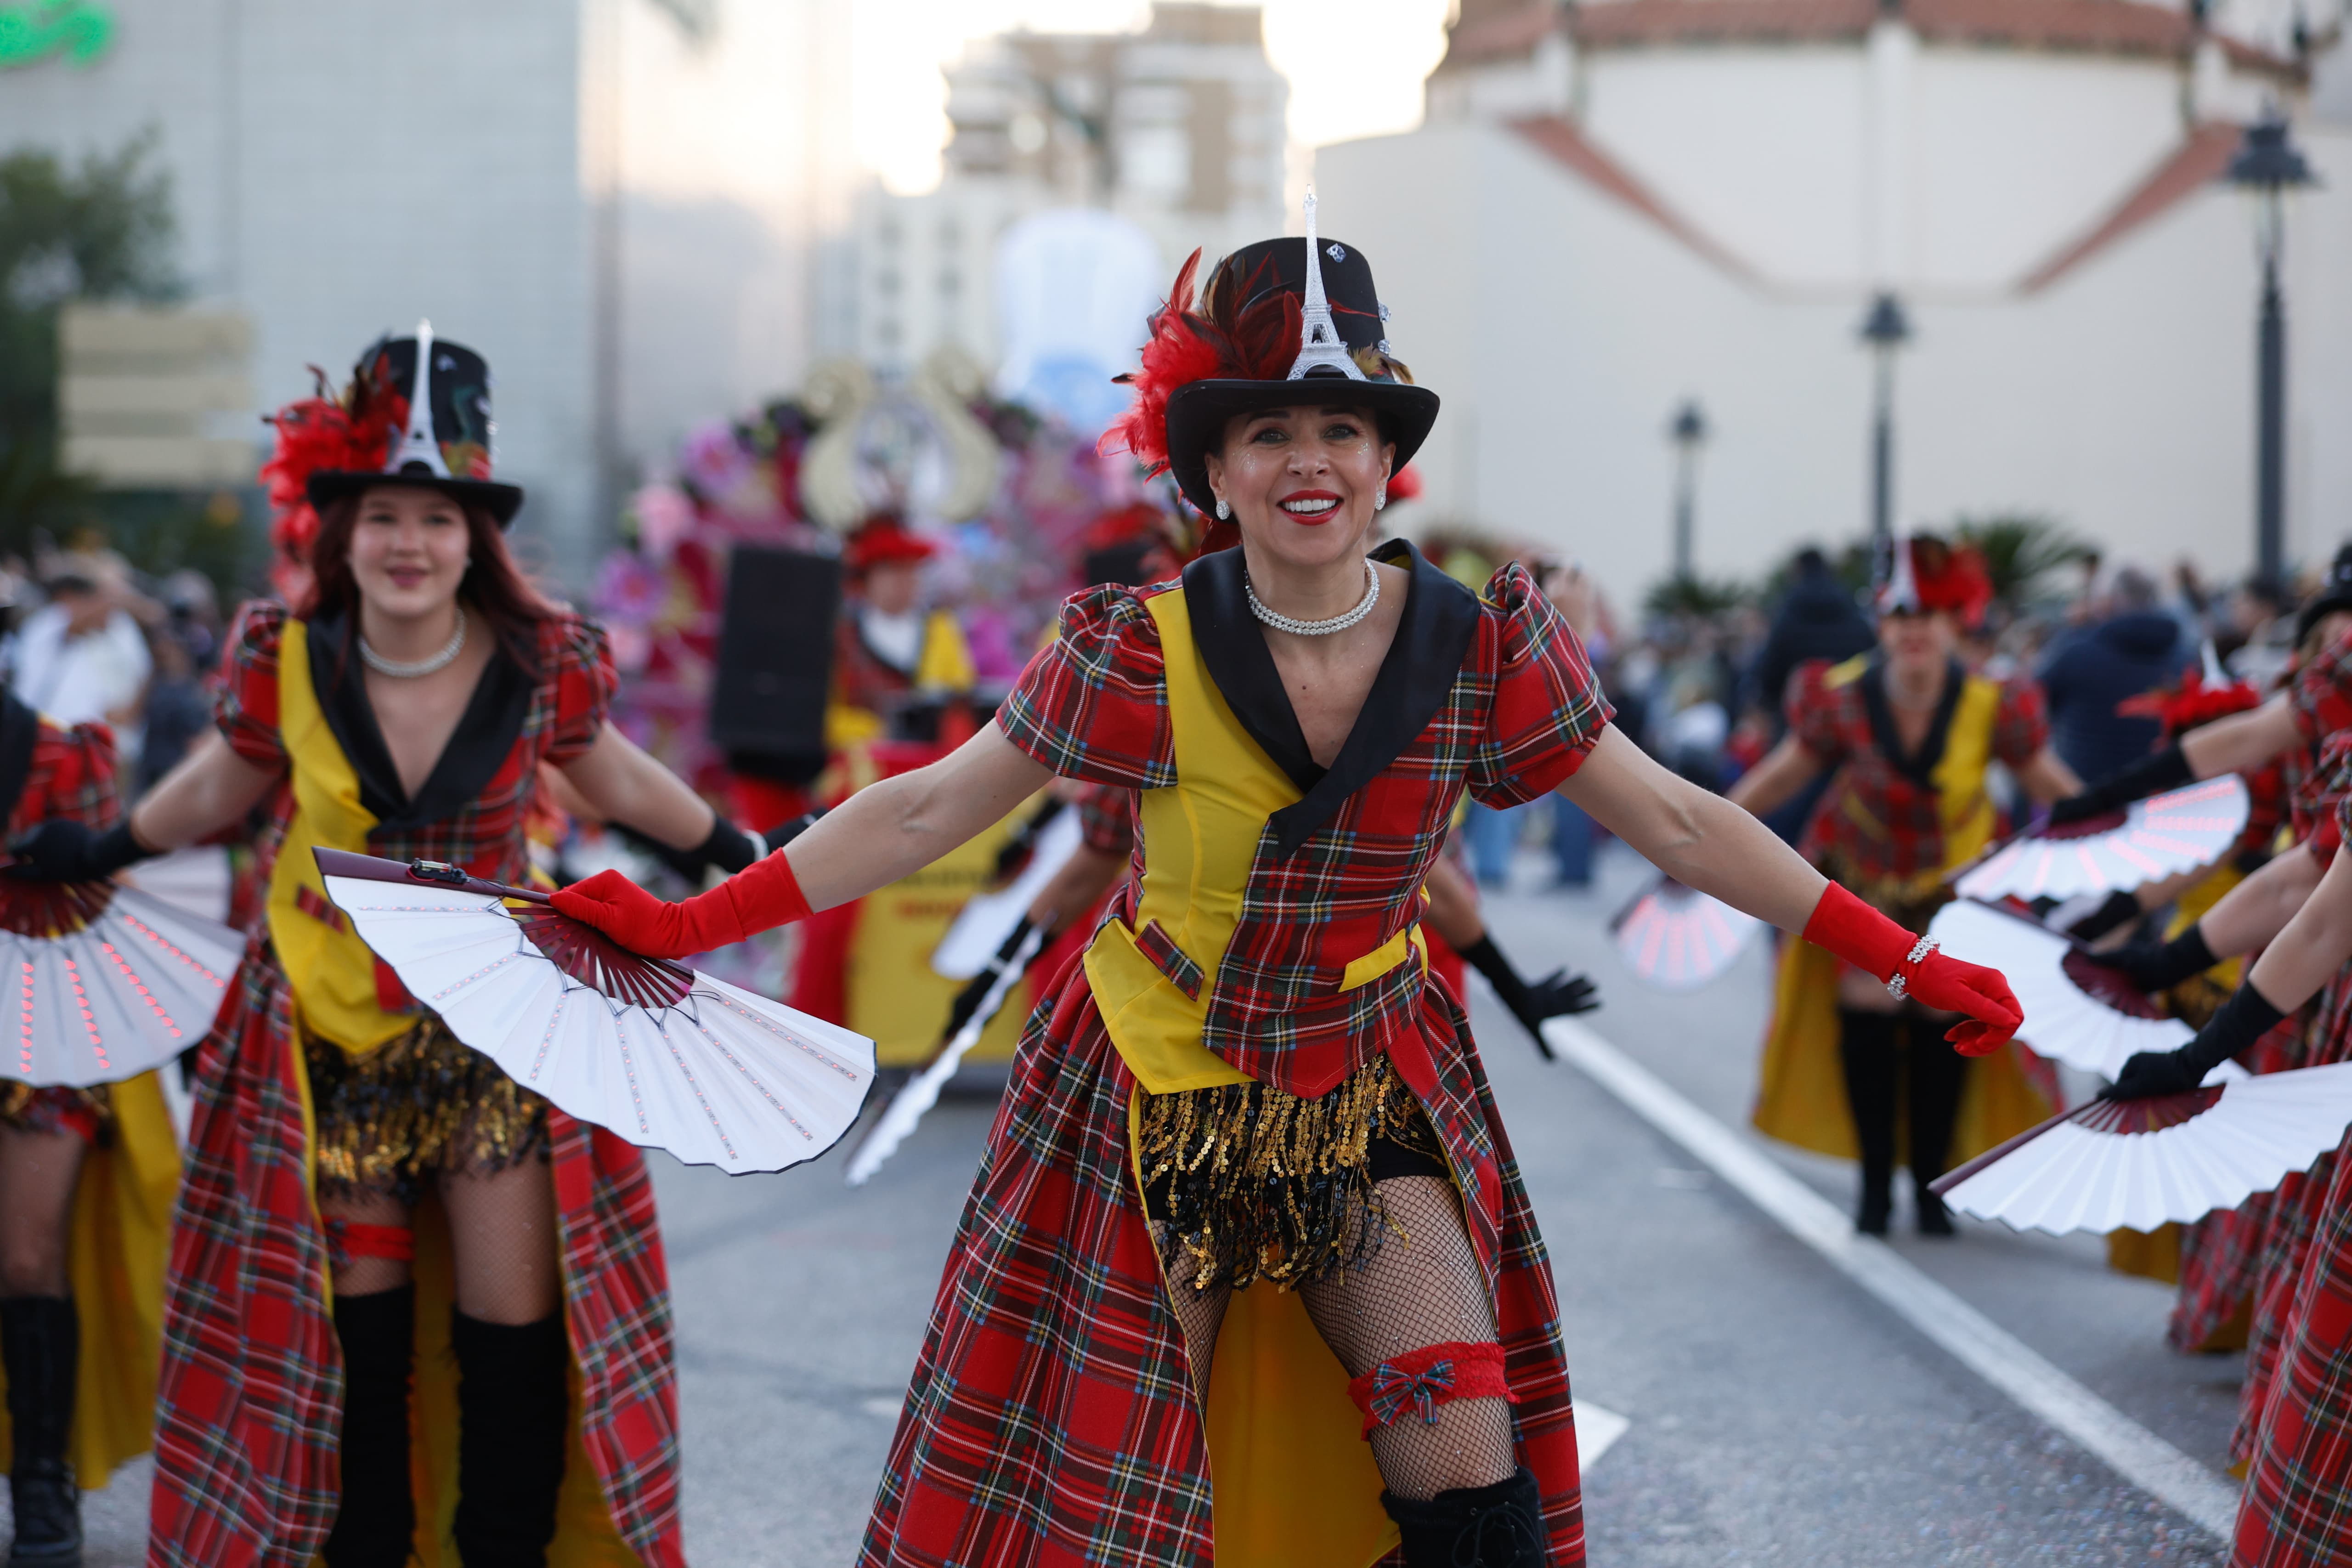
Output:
[
  {"xmin": 1561, "ymin": 725, "xmax": 2020, "ymax": 1052},
  {"xmin": 2097, "ymin": 840, "xmax": 2326, "ymax": 993},
  {"xmin": 555, "ymin": 723, "xmax": 1053, "ymax": 955},
  {"xmin": 2182, "ymin": 694, "xmax": 2301, "ymax": 781},
  {"xmin": 1562, "ymin": 726, "xmax": 1826, "ymax": 933},
  {"xmin": 12, "ymin": 730, "xmax": 280, "ymax": 881}
]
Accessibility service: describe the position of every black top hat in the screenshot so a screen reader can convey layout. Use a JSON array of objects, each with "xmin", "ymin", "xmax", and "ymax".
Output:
[
  {"xmin": 1136, "ymin": 194, "xmax": 1438, "ymax": 520},
  {"xmin": 305, "ymin": 322, "xmax": 523, "ymax": 526},
  {"xmin": 2298, "ymin": 543, "xmax": 2352, "ymax": 644}
]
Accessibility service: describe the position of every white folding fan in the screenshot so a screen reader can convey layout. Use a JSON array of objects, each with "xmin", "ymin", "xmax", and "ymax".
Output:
[
  {"xmin": 1926, "ymin": 897, "xmax": 2204, "ymax": 1080},
  {"xmin": 0, "ymin": 875, "xmax": 242, "ymax": 1087},
  {"xmin": 1952, "ymin": 776, "xmax": 2249, "ymax": 902},
  {"xmin": 1932, "ymin": 1063, "xmax": 2352, "ymax": 1235},
  {"xmin": 317, "ymin": 849, "xmax": 876, "ymax": 1176},
  {"xmin": 932, "ymin": 806, "xmax": 1081, "ymax": 981},
  {"xmin": 1609, "ymin": 874, "xmax": 1760, "ymax": 992},
  {"xmin": 120, "ymin": 845, "xmax": 235, "ymax": 925}
]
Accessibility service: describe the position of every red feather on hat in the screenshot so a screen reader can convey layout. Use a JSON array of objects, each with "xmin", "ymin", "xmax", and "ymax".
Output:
[
  {"xmin": 2117, "ymin": 668, "xmax": 2263, "ymax": 738},
  {"xmin": 258, "ymin": 371, "xmax": 407, "ymax": 591},
  {"xmin": 1102, "ymin": 249, "xmax": 1302, "ymax": 476}
]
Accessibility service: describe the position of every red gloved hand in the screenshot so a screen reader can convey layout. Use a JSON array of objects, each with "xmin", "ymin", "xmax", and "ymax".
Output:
[
  {"xmin": 551, "ymin": 851, "xmax": 814, "ymax": 961},
  {"xmin": 1801, "ymin": 883, "xmax": 2022, "ymax": 1056}
]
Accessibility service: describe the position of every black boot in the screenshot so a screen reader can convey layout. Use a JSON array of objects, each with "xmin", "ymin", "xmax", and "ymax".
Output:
[
  {"xmin": 1907, "ymin": 1020, "xmax": 1968, "ymax": 1238},
  {"xmin": 1383, "ymin": 1466, "xmax": 1549, "ymax": 1567},
  {"xmin": 451, "ymin": 1308, "xmax": 570, "ymax": 1568},
  {"xmin": 323, "ymin": 1286, "xmax": 415, "ymax": 1568},
  {"xmin": 1838, "ymin": 1008, "xmax": 1902, "ymax": 1235},
  {"xmin": 1, "ymin": 1297, "xmax": 80, "ymax": 1568}
]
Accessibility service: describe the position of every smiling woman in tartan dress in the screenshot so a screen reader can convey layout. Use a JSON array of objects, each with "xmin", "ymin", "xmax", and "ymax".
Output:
[
  {"xmin": 15, "ymin": 329, "xmax": 767, "ymax": 1568},
  {"xmin": 558, "ymin": 213, "xmax": 2029, "ymax": 1568}
]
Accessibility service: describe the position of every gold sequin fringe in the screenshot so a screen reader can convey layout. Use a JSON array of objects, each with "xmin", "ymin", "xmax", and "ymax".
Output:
[
  {"xmin": 1138, "ymin": 1053, "xmax": 1443, "ymax": 1294},
  {"xmin": 0, "ymin": 1083, "xmax": 111, "ymax": 1139},
  {"xmin": 304, "ymin": 1020, "xmax": 548, "ymax": 1201}
]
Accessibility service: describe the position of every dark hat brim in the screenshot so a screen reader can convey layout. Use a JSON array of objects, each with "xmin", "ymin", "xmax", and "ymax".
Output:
[
  {"xmin": 307, "ymin": 470, "xmax": 525, "ymax": 527},
  {"xmin": 1165, "ymin": 378, "xmax": 1438, "ymax": 520},
  {"xmin": 2299, "ymin": 591, "xmax": 2352, "ymax": 646}
]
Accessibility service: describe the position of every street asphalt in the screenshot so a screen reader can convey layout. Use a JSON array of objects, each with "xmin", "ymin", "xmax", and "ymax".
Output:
[{"xmin": 49, "ymin": 842, "xmax": 2241, "ymax": 1565}]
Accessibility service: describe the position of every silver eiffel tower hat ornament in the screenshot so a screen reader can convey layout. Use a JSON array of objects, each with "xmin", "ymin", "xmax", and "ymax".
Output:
[
  {"xmin": 384, "ymin": 318, "xmax": 453, "ymax": 478},
  {"xmin": 1287, "ymin": 189, "xmax": 1367, "ymax": 382}
]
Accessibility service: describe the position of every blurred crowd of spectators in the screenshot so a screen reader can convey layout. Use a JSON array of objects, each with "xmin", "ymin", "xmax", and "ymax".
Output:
[
  {"xmin": 0, "ymin": 548, "xmax": 223, "ymax": 790},
  {"xmin": 1422, "ymin": 526, "xmax": 2317, "ymax": 892}
]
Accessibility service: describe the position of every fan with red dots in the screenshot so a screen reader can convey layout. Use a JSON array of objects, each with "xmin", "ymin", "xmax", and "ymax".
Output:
[{"xmin": 0, "ymin": 877, "xmax": 244, "ymax": 1087}]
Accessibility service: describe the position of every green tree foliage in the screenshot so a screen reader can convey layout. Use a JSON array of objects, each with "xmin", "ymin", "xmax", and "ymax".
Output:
[
  {"xmin": 0, "ymin": 129, "xmax": 178, "ymax": 548},
  {"xmin": 1644, "ymin": 571, "xmax": 1749, "ymax": 621},
  {"xmin": 1950, "ymin": 513, "xmax": 2097, "ymax": 609}
]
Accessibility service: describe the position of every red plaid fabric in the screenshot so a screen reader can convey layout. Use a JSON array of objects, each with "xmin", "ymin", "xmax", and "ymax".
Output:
[
  {"xmin": 1, "ymin": 716, "xmax": 121, "ymax": 1135},
  {"xmin": 215, "ymin": 600, "xmax": 613, "ymax": 883},
  {"xmin": 2172, "ymin": 1010, "xmax": 2312, "ymax": 1353},
  {"xmin": 998, "ymin": 562, "xmax": 1609, "ymax": 1094},
  {"xmin": 1783, "ymin": 657, "xmax": 2049, "ymax": 889},
  {"xmin": 857, "ymin": 968, "xmax": 1583, "ymax": 1566},
  {"xmin": 2236, "ymin": 1123, "xmax": 2352, "ymax": 1566},
  {"xmin": 149, "ymin": 602, "xmax": 680, "ymax": 1567},
  {"xmin": 1072, "ymin": 780, "xmax": 1133, "ymax": 856}
]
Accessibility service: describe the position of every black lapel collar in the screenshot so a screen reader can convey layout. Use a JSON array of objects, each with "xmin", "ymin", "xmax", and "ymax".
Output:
[
  {"xmin": 1182, "ymin": 548, "xmax": 1323, "ymax": 792},
  {"xmin": 0, "ymin": 690, "xmax": 41, "ymax": 829},
  {"xmin": 1859, "ymin": 654, "xmax": 1966, "ymax": 791},
  {"xmin": 1266, "ymin": 539, "xmax": 1479, "ymax": 856},
  {"xmin": 308, "ymin": 611, "xmax": 536, "ymax": 830}
]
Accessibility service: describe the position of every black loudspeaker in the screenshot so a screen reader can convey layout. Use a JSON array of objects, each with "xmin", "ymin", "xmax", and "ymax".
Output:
[{"xmin": 709, "ymin": 546, "xmax": 840, "ymax": 766}]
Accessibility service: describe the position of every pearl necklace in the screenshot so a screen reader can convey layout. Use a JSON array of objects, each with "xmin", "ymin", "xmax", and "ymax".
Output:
[
  {"xmin": 359, "ymin": 610, "xmax": 468, "ymax": 678},
  {"xmin": 1246, "ymin": 558, "xmax": 1380, "ymax": 637}
]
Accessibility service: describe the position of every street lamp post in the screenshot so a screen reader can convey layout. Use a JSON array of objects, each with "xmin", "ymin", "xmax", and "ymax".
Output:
[
  {"xmin": 2225, "ymin": 113, "xmax": 2314, "ymax": 593},
  {"xmin": 1858, "ymin": 293, "xmax": 1911, "ymax": 549},
  {"xmin": 1669, "ymin": 400, "xmax": 1709, "ymax": 579}
]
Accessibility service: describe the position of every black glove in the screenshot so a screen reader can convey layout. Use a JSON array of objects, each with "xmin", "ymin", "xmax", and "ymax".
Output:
[
  {"xmin": 617, "ymin": 816, "xmax": 774, "ymax": 885},
  {"xmin": 6, "ymin": 820, "xmax": 154, "ymax": 882},
  {"xmin": 2100, "ymin": 923, "xmax": 2218, "ymax": 994},
  {"xmin": 764, "ymin": 810, "xmax": 823, "ymax": 851},
  {"xmin": 2047, "ymin": 744, "xmax": 2192, "ymax": 826},
  {"xmin": 992, "ymin": 800, "xmax": 1067, "ymax": 882},
  {"xmin": 1458, "ymin": 934, "xmax": 1598, "ymax": 1060},
  {"xmin": 2107, "ymin": 981, "xmax": 2285, "ymax": 1100},
  {"xmin": 2064, "ymin": 890, "xmax": 2144, "ymax": 944}
]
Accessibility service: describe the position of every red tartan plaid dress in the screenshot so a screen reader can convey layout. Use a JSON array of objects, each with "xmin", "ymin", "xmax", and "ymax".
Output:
[
  {"xmin": 146, "ymin": 602, "xmax": 683, "ymax": 1568},
  {"xmin": 859, "ymin": 543, "xmax": 1608, "ymax": 1567},
  {"xmin": 2232, "ymin": 644, "xmax": 2352, "ymax": 1464}
]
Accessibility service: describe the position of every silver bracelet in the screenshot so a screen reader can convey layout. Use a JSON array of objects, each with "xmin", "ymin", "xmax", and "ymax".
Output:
[{"xmin": 1884, "ymin": 935, "xmax": 1939, "ymax": 1001}]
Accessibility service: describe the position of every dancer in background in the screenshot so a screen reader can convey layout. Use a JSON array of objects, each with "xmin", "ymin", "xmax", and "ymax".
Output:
[
  {"xmin": 14, "ymin": 328, "xmax": 751, "ymax": 1568},
  {"xmin": 1730, "ymin": 535, "xmax": 2080, "ymax": 1234},
  {"xmin": 0, "ymin": 695, "xmax": 180, "ymax": 1567},
  {"xmin": 556, "ymin": 214, "xmax": 2025, "ymax": 1566}
]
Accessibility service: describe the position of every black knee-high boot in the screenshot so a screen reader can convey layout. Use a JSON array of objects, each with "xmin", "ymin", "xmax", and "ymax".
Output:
[
  {"xmin": 451, "ymin": 1308, "xmax": 570, "ymax": 1568},
  {"xmin": 2, "ymin": 1296, "xmax": 80, "ymax": 1568},
  {"xmin": 1383, "ymin": 1466, "xmax": 1548, "ymax": 1567},
  {"xmin": 1837, "ymin": 1008, "xmax": 1902, "ymax": 1234},
  {"xmin": 1906, "ymin": 1019, "xmax": 1969, "ymax": 1236},
  {"xmin": 323, "ymin": 1285, "xmax": 415, "ymax": 1568}
]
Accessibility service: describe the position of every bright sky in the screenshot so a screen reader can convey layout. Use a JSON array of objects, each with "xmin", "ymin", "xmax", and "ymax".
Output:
[{"xmin": 849, "ymin": 0, "xmax": 1456, "ymax": 194}]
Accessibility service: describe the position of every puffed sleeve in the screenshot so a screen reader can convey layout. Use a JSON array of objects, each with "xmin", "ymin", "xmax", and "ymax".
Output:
[
  {"xmin": 541, "ymin": 613, "xmax": 619, "ymax": 768},
  {"xmin": 996, "ymin": 585, "xmax": 1176, "ymax": 789},
  {"xmin": 1991, "ymin": 675, "xmax": 2052, "ymax": 769},
  {"xmin": 1466, "ymin": 563, "xmax": 1614, "ymax": 807},
  {"xmin": 2292, "ymin": 630, "xmax": 2352, "ymax": 742},
  {"xmin": 1784, "ymin": 660, "xmax": 1849, "ymax": 766},
  {"xmin": 212, "ymin": 600, "xmax": 291, "ymax": 770},
  {"xmin": 14, "ymin": 719, "xmax": 119, "ymax": 834}
]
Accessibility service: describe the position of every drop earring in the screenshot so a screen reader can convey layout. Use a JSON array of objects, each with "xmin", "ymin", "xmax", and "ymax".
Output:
[
  {"xmin": 1215, "ymin": 497, "xmax": 1231, "ymax": 521},
  {"xmin": 1374, "ymin": 485, "xmax": 1387, "ymax": 512}
]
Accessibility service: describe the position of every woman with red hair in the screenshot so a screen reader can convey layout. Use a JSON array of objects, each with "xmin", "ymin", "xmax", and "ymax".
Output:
[
  {"xmin": 14, "ymin": 327, "xmax": 751, "ymax": 1568},
  {"xmin": 1731, "ymin": 535, "xmax": 2081, "ymax": 1235},
  {"xmin": 558, "ymin": 212, "xmax": 2027, "ymax": 1566}
]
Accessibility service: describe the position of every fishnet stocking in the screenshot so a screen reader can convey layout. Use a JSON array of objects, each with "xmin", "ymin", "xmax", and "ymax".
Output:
[
  {"xmin": 0, "ymin": 1124, "xmax": 86, "ymax": 1296},
  {"xmin": 1155, "ymin": 1176, "xmax": 1515, "ymax": 1502},
  {"xmin": 321, "ymin": 1151, "xmax": 560, "ymax": 1323}
]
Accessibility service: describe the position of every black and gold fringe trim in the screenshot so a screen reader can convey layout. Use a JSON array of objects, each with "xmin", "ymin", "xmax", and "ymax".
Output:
[
  {"xmin": 304, "ymin": 1020, "xmax": 548, "ymax": 1201},
  {"xmin": 1139, "ymin": 1053, "xmax": 1447, "ymax": 1294}
]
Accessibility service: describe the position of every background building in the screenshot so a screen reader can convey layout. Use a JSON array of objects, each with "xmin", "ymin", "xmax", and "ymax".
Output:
[
  {"xmin": 1323, "ymin": 0, "xmax": 2352, "ymax": 600},
  {"xmin": 822, "ymin": 3, "xmax": 1289, "ymax": 379}
]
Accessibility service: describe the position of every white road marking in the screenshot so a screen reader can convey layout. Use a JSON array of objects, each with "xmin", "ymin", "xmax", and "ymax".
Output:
[
  {"xmin": 1543, "ymin": 1017, "xmax": 2240, "ymax": 1544},
  {"xmin": 1575, "ymin": 1400, "xmax": 1631, "ymax": 1470}
]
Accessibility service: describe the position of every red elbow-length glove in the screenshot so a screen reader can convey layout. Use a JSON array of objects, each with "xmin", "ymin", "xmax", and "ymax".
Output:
[
  {"xmin": 551, "ymin": 851, "xmax": 814, "ymax": 960},
  {"xmin": 1803, "ymin": 883, "xmax": 2022, "ymax": 1056}
]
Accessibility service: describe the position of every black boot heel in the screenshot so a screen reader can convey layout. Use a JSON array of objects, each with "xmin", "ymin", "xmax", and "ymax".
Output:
[{"xmin": 1382, "ymin": 1465, "xmax": 1549, "ymax": 1567}]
